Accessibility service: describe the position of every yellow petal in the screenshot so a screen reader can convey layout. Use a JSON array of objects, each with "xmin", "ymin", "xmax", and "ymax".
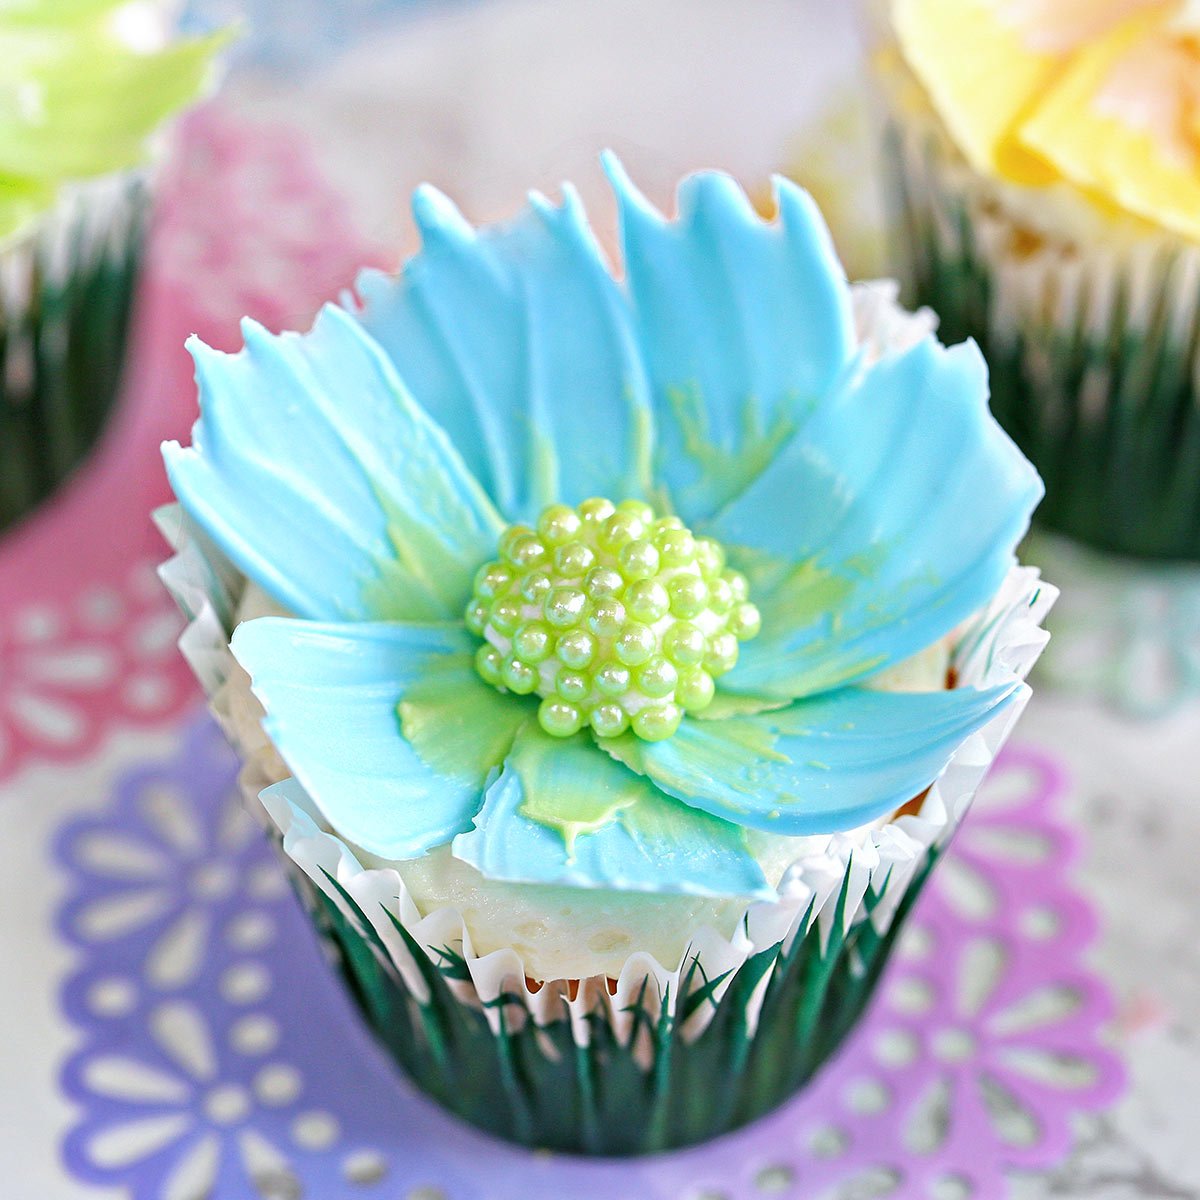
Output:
[
  {"xmin": 1018, "ymin": 6, "xmax": 1200, "ymax": 241},
  {"xmin": 892, "ymin": 0, "xmax": 1059, "ymax": 183}
]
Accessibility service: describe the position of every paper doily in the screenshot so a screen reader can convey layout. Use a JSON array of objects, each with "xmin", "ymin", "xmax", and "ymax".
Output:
[
  {"xmin": 57, "ymin": 713, "xmax": 1124, "ymax": 1199},
  {"xmin": 0, "ymin": 106, "xmax": 376, "ymax": 785}
]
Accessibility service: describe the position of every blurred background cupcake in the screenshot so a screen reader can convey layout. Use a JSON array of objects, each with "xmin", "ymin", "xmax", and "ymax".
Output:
[
  {"xmin": 0, "ymin": 1, "xmax": 225, "ymax": 533},
  {"xmin": 874, "ymin": 0, "xmax": 1200, "ymax": 563}
]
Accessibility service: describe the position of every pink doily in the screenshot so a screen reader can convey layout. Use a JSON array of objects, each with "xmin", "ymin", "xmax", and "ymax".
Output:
[{"xmin": 0, "ymin": 106, "xmax": 378, "ymax": 784}]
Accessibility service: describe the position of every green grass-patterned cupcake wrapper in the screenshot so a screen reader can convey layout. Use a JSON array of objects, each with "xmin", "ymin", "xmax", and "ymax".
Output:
[
  {"xmin": 881, "ymin": 103, "xmax": 1200, "ymax": 562},
  {"xmin": 0, "ymin": 171, "xmax": 149, "ymax": 533},
  {"xmin": 157, "ymin": 504, "xmax": 1054, "ymax": 1154}
]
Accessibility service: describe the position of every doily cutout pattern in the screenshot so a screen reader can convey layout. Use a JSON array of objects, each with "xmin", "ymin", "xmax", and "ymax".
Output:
[
  {"xmin": 58, "ymin": 714, "xmax": 1125, "ymax": 1199},
  {"xmin": 0, "ymin": 106, "xmax": 377, "ymax": 785}
]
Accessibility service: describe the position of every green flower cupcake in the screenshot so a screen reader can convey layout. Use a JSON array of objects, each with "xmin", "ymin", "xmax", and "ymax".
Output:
[
  {"xmin": 876, "ymin": 0, "xmax": 1200, "ymax": 560},
  {"xmin": 159, "ymin": 159, "xmax": 1053, "ymax": 1153},
  {"xmin": 0, "ymin": 1, "xmax": 224, "ymax": 531}
]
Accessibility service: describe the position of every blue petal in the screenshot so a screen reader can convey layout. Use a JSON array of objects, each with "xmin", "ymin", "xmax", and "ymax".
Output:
[
  {"xmin": 164, "ymin": 304, "xmax": 504, "ymax": 622},
  {"xmin": 604, "ymin": 153, "xmax": 855, "ymax": 522},
  {"xmin": 353, "ymin": 183, "xmax": 654, "ymax": 520},
  {"xmin": 453, "ymin": 722, "xmax": 771, "ymax": 899},
  {"xmin": 711, "ymin": 338, "xmax": 1043, "ymax": 698},
  {"xmin": 602, "ymin": 682, "xmax": 1019, "ymax": 836},
  {"xmin": 231, "ymin": 618, "xmax": 528, "ymax": 860}
]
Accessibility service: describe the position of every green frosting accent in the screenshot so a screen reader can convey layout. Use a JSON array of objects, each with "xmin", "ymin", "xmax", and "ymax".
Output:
[
  {"xmin": 397, "ymin": 651, "xmax": 530, "ymax": 789},
  {"xmin": 0, "ymin": 3, "xmax": 229, "ymax": 242},
  {"xmin": 666, "ymin": 383, "xmax": 797, "ymax": 515},
  {"xmin": 733, "ymin": 546, "xmax": 889, "ymax": 695},
  {"xmin": 363, "ymin": 467, "xmax": 505, "ymax": 623},
  {"xmin": 507, "ymin": 726, "xmax": 643, "ymax": 857},
  {"xmin": 506, "ymin": 721, "xmax": 755, "ymax": 865}
]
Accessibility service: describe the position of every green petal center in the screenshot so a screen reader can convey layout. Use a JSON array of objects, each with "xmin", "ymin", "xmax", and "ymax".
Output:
[{"xmin": 464, "ymin": 498, "xmax": 760, "ymax": 742}]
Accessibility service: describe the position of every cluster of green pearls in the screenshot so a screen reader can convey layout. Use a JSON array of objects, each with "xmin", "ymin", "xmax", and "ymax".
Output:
[{"xmin": 465, "ymin": 498, "xmax": 760, "ymax": 742}]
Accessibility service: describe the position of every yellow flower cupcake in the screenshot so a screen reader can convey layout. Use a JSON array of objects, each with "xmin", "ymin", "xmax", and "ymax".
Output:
[{"xmin": 877, "ymin": 0, "xmax": 1200, "ymax": 560}]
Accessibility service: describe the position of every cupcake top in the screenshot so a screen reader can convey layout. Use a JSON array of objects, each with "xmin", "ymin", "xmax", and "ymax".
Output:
[
  {"xmin": 163, "ymin": 158, "xmax": 1041, "ymax": 909},
  {"xmin": 0, "ymin": 0, "xmax": 226, "ymax": 244},
  {"xmin": 891, "ymin": 0, "xmax": 1200, "ymax": 241}
]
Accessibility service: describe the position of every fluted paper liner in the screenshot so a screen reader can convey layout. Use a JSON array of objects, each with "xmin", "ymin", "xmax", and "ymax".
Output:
[{"xmin": 156, "ymin": 277, "xmax": 1055, "ymax": 1151}]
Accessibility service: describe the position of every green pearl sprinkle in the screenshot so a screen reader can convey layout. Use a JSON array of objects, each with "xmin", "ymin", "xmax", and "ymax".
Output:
[
  {"xmin": 625, "ymin": 579, "xmax": 669, "ymax": 623},
  {"xmin": 730, "ymin": 602, "xmax": 762, "ymax": 641},
  {"xmin": 589, "ymin": 703, "xmax": 629, "ymax": 737},
  {"xmin": 520, "ymin": 572, "xmax": 552, "ymax": 603},
  {"xmin": 676, "ymin": 666, "xmax": 715, "ymax": 713},
  {"xmin": 474, "ymin": 562, "xmax": 513, "ymax": 599},
  {"xmin": 668, "ymin": 574, "xmax": 708, "ymax": 619},
  {"xmin": 577, "ymin": 496, "xmax": 616, "ymax": 527},
  {"xmin": 619, "ymin": 538, "xmax": 660, "ymax": 580},
  {"xmin": 475, "ymin": 644, "xmax": 503, "ymax": 685},
  {"xmin": 497, "ymin": 525, "xmax": 533, "ymax": 558},
  {"xmin": 695, "ymin": 536, "xmax": 725, "ymax": 577},
  {"xmin": 507, "ymin": 533, "xmax": 548, "ymax": 568},
  {"xmin": 466, "ymin": 498, "xmax": 760, "ymax": 740},
  {"xmin": 557, "ymin": 628, "xmax": 596, "ymax": 669},
  {"xmin": 539, "ymin": 698, "xmax": 583, "ymax": 737},
  {"xmin": 545, "ymin": 586, "xmax": 586, "ymax": 629},
  {"xmin": 615, "ymin": 623, "xmax": 655, "ymax": 666},
  {"xmin": 556, "ymin": 670, "xmax": 591, "ymax": 703},
  {"xmin": 554, "ymin": 541, "xmax": 595, "ymax": 577},
  {"xmin": 637, "ymin": 656, "xmax": 678, "ymax": 698},
  {"xmin": 490, "ymin": 599, "xmax": 523, "ymax": 636},
  {"xmin": 588, "ymin": 597, "xmax": 626, "ymax": 638},
  {"xmin": 595, "ymin": 662, "xmax": 632, "ymax": 696},
  {"xmin": 537, "ymin": 503, "xmax": 581, "ymax": 547},
  {"xmin": 657, "ymin": 528, "xmax": 695, "ymax": 568},
  {"xmin": 502, "ymin": 656, "xmax": 537, "ymax": 694},
  {"xmin": 584, "ymin": 566, "xmax": 624, "ymax": 599},
  {"xmin": 513, "ymin": 621, "xmax": 553, "ymax": 663},
  {"xmin": 663, "ymin": 621, "xmax": 706, "ymax": 667},
  {"xmin": 632, "ymin": 703, "xmax": 682, "ymax": 742}
]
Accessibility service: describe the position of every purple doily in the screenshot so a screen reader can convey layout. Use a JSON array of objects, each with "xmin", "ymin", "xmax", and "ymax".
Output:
[{"xmin": 57, "ymin": 712, "xmax": 1124, "ymax": 1199}]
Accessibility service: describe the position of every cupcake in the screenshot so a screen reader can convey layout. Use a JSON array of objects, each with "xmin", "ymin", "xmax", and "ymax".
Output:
[
  {"xmin": 0, "ymin": 1, "xmax": 225, "ymax": 531},
  {"xmin": 158, "ymin": 158, "xmax": 1052, "ymax": 1154},
  {"xmin": 875, "ymin": 0, "xmax": 1200, "ymax": 561}
]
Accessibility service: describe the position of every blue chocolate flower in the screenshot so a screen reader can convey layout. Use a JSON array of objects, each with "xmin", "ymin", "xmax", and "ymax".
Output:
[{"xmin": 163, "ymin": 156, "xmax": 1041, "ymax": 901}]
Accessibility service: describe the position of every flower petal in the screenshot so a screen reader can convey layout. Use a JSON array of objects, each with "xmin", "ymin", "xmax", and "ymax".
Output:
[
  {"xmin": 231, "ymin": 618, "xmax": 528, "ymax": 859},
  {"xmin": 604, "ymin": 153, "xmax": 855, "ymax": 523},
  {"xmin": 601, "ymin": 682, "xmax": 1020, "ymax": 836},
  {"xmin": 164, "ymin": 304, "xmax": 504, "ymax": 622},
  {"xmin": 711, "ymin": 338, "xmax": 1042, "ymax": 698},
  {"xmin": 353, "ymin": 182, "xmax": 654, "ymax": 520},
  {"xmin": 453, "ymin": 722, "xmax": 771, "ymax": 899}
]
